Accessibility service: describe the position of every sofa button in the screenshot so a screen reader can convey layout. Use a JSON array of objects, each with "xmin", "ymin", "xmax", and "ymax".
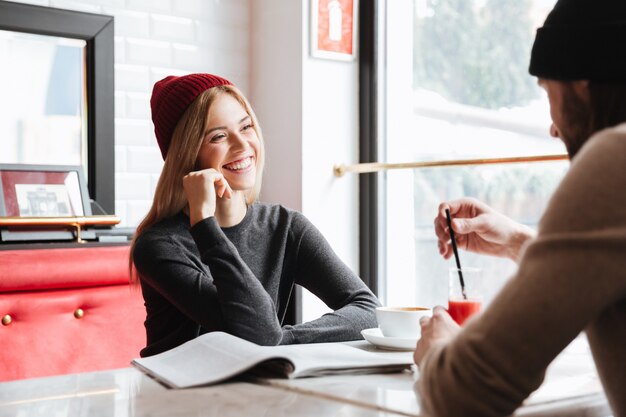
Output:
[
  {"xmin": 1, "ymin": 314, "xmax": 11, "ymax": 326},
  {"xmin": 74, "ymin": 308, "xmax": 84, "ymax": 319}
]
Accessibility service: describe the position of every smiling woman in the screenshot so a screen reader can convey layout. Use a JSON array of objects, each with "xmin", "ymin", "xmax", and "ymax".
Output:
[
  {"xmin": 129, "ymin": 73, "xmax": 379, "ymax": 357},
  {"xmin": 188, "ymin": 93, "xmax": 261, "ymax": 225}
]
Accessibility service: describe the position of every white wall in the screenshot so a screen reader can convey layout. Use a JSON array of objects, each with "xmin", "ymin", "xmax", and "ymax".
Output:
[
  {"xmin": 251, "ymin": 0, "xmax": 360, "ymax": 320},
  {"xmin": 13, "ymin": 0, "xmax": 361, "ymax": 321},
  {"xmin": 11, "ymin": 0, "xmax": 252, "ymax": 227},
  {"xmin": 249, "ymin": 0, "xmax": 303, "ymax": 212}
]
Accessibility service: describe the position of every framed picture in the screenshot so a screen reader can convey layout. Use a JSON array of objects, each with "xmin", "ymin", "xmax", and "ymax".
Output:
[
  {"xmin": 310, "ymin": 0, "xmax": 358, "ymax": 61},
  {"xmin": 0, "ymin": 164, "xmax": 92, "ymax": 218}
]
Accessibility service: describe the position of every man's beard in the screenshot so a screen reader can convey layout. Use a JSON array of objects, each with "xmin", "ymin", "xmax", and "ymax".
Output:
[{"xmin": 560, "ymin": 87, "xmax": 593, "ymax": 159}]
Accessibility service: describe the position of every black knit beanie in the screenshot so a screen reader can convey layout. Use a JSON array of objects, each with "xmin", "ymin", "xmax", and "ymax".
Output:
[{"xmin": 529, "ymin": 0, "xmax": 626, "ymax": 81}]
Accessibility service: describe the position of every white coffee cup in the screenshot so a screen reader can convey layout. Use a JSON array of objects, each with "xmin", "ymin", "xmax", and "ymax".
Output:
[{"xmin": 375, "ymin": 306, "xmax": 432, "ymax": 338}]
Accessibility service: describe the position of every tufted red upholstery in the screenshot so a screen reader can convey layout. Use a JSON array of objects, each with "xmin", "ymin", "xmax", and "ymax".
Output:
[{"xmin": 0, "ymin": 245, "xmax": 145, "ymax": 382}]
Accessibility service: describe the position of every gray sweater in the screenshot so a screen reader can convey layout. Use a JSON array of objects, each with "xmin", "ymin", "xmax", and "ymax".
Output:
[{"xmin": 133, "ymin": 203, "xmax": 379, "ymax": 357}]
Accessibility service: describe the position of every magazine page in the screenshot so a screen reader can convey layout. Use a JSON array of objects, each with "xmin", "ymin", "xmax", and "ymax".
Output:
[
  {"xmin": 132, "ymin": 332, "xmax": 414, "ymax": 388},
  {"xmin": 132, "ymin": 332, "xmax": 290, "ymax": 388},
  {"xmin": 266, "ymin": 342, "xmax": 413, "ymax": 378}
]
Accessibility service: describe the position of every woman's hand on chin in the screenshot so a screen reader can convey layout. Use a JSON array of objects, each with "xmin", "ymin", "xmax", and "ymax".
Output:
[{"xmin": 183, "ymin": 168, "xmax": 232, "ymax": 226}]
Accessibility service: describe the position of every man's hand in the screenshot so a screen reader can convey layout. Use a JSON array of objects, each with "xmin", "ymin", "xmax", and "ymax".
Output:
[
  {"xmin": 434, "ymin": 198, "xmax": 536, "ymax": 263},
  {"xmin": 414, "ymin": 306, "xmax": 461, "ymax": 367}
]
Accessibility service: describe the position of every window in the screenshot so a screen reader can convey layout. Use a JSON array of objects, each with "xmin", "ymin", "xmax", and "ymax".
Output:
[
  {"xmin": 378, "ymin": 0, "xmax": 565, "ymax": 307},
  {"xmin": 0, "ymin": 1, "xmax": 115, "ymax": 215}
]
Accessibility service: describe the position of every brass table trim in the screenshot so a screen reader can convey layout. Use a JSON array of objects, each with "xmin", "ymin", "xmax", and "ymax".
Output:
[{"xmin": 0, "ymin": 215, "xmax": 121, "ymax": 244}]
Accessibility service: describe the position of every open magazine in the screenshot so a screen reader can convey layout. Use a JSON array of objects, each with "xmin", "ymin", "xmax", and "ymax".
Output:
[{"xmin": 132, "ymin": 331, "xmax": 413, "ymax": 388}]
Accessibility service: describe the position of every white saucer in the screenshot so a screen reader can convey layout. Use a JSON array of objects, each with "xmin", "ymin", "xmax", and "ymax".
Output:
[{"xmin": 361, "ymin": 328, "xmax": 418, "ymax": 351}]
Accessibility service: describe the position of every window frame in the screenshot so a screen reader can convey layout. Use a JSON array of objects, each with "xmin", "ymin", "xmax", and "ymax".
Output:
[
  {"xmin": 0, "ymin": 1, "xmax": 115, "ymax": 215},
  {"xmin": 358, "ymin": 0, "xmax": 380, "ymax": 294},
  {"xmin": 357, "ymin": 0, "xmax": 568, "ymax": 301}
]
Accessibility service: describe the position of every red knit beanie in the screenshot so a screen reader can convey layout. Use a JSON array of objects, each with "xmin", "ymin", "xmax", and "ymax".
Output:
[{"xmin": 150, "ymin": 73, "xmax": 233, "ymax": 159}]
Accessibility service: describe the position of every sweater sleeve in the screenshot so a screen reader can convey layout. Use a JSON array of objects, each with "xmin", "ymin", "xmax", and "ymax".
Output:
[
  {"xmin": 135, "ymin": 216, "xmax": 284, "ymax": 346},
  {"xmin": 190, "ymin": 217, "xmax": 287, "ymax": 345},
  {"xmin": 418, "ymin": 130, "xmax": 626, "ymax": 417},
  {"xmin": 280, "ymin": 213, "xmax": 380, "ymax": 344}
]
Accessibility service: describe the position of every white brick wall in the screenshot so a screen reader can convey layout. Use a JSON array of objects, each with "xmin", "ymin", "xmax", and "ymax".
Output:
[{"xmin": 12, "ymin": 0, "xmax": 251, "ymax": 227}]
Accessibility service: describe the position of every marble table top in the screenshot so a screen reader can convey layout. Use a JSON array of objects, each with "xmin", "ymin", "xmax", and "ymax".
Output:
[
  {"xmin": 0, "ymin": 335, "xmax": 611, "ymax": 417},
  {"xmin": 0, "ymin": 368, "xmax": 407, "ymax": 417},
  {"xmin": 265, "ymin": 336, "xmax": 610, "ymax": 417}
]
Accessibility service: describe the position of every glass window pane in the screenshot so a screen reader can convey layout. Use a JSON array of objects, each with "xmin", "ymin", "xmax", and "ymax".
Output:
[
  {"xmin": 386, "ymin": 161, "xmax": 567, "ymax": 308},
  {"xmin": 382, "ymin": 0, "xmax": 562, "ymax": 308}
]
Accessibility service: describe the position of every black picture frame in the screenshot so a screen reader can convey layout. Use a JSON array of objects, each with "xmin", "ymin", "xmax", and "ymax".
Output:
[{"xmin": 0, "ymin": 1, "xmax": 115, "ymax": 215}]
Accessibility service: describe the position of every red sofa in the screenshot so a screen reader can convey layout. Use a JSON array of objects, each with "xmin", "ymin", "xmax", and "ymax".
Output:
[{"xmin": 0, "ymin": 245, "xmax": 145, "ymax": 381}]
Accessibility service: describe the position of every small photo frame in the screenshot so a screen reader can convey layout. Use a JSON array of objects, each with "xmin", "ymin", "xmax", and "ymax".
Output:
[
  {"xmin": 0, "ymin": 164, "xmax": 91, "ymax": 218},
  {"xmin": 310, "ymin": 0, "xmax": 358, "ymax": 61}
]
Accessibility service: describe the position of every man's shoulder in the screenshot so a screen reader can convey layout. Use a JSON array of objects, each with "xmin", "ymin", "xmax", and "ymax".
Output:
[
  {"xmin": 580, "ymin": 122, "xmax": 626, "ymax": 160},
  {"xmin": 540, "ymin": 122, "xmax": 626, "ymax": 234},
  {"xmin": 569, "ymin": 122, "xmax": 626, "ymax": 185}
]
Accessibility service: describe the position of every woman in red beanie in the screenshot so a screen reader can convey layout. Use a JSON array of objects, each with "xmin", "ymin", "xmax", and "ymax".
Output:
[{"xmin": 130, "ymin": 73, "xmax": 379, "ymax": 357}]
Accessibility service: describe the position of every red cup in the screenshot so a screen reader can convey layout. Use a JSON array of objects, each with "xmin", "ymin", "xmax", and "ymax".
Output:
[
  {"xmin": 448, "ymin": 267, "xmax": 483, "ymax": 325},
  {"xmin": 448, "ymin": 298, "xmax": 482, "ymax": 325}
]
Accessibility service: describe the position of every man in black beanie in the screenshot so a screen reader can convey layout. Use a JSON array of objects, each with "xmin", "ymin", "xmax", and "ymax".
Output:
[{"xmin": 415, "ymin": 0, "xmax": 626, "ymax": 416}]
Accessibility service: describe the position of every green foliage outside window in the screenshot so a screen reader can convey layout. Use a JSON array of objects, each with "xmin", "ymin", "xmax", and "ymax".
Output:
[{"xmin": 414, "ymin": 0, "xmax": 540, "ymax": 109}]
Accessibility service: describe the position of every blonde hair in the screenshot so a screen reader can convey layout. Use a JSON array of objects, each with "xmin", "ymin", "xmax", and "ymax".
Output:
[{"xmin": 129, "ymin": 85, "xmax": 265, "ymax": 284}]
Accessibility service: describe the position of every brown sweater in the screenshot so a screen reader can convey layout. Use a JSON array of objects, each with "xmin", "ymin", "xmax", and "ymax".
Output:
[{"xmin": 418, "ymin": 124, "xmax": 626, "ymax": 417}]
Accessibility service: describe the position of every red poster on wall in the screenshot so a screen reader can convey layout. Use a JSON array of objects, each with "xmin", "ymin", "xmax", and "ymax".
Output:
[{"xmin": 311, "ymin": 0, "xmax": 358, "ymax": 61}]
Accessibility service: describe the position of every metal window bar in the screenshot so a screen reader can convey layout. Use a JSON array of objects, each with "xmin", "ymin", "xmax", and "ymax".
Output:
[{"xmin": 334, "ymin": 154, "xmax": 568, "ymax": 177}]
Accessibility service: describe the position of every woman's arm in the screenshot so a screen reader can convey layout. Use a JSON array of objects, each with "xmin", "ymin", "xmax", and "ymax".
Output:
[
  {"xmin": 134, "ymin": 217, "xmax": 286, "ymax": 346},
  {"xmin": 280, "ymin": 214, "xmax": 380, "ymax": 344},
  {"xmin": 190, "ymin": 217, "xmax": 287, "ymax": 344}
]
